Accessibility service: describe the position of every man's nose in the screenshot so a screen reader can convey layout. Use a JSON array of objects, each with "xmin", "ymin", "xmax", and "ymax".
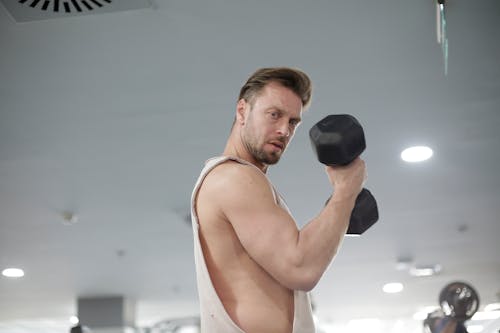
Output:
[{"xmin": 276, "ymin": 122, "xmax": 290, "ymax": 137}]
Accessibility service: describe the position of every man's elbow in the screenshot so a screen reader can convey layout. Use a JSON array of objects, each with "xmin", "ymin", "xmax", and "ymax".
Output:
[
  {"xmin": 284, "ymin": 268, "xmax": 322, "ymax": 292},
  {"xmin": 293, "ymin": 279, "xmax": 319, "ymax": 292},
  {"xmin": 279, "ymin": 250, "xmax": 328, "ymax": 291}
]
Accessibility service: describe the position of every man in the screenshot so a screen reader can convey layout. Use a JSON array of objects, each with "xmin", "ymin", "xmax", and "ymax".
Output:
[{"xmin": 191, "ymin": 67, "xmax": 366, "ymax": 332}]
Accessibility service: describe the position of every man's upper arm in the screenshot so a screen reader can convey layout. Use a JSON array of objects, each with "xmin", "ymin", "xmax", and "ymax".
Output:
[{"xmin": 207, "ymin": 162, "xmax": 306, "ymax": 289}]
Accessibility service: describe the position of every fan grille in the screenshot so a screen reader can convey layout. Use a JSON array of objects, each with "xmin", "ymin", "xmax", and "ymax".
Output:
[
  {"xmin": 0, "ymin": 0, "xmax": 151, "ymax": 22},
  {"xmin": 18, "ymin": 0, "xmax": 112, "ymax": 13}
]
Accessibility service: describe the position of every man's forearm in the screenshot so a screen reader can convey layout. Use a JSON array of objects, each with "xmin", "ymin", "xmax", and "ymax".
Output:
[{"xmin": 294, "ymin": 194, "xmax": 356, "ymax": 290}]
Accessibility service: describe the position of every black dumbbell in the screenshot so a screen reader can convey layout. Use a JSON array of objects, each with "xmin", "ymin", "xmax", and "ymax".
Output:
[{"xmin": 309, "ymin": 114, "xmax": 379, "ymax": 235}]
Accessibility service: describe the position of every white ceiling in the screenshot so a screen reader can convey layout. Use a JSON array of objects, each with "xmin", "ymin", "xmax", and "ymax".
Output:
[{"xmin": 0, "ymin": 0, "xmax": 499, "ymax": 332}]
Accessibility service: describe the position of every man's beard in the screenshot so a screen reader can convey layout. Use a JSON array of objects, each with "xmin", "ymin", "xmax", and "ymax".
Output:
[
  {"xmin": 246, "ymin": 141, "xmax": 281, "ymax": 165},
  {"xmin": 242, "ymin": 131, "xmax": 282, "ymax": 165},
  {"xmin": 241, "ymin": 111, "xmax": 284, "ymax": 165}
]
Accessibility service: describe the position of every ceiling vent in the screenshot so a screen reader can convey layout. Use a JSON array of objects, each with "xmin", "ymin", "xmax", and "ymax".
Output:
[{"xmin": 0, "ymin": 0, "xmax": 151, "ymax": 22}]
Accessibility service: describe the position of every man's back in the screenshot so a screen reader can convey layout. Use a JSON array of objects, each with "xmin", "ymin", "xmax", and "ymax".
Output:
[{"xmin": 195, "ymin": 159, "xmax": 295, "ymax": 333}]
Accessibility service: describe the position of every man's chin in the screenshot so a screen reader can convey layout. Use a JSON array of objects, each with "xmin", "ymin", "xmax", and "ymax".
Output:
[
  {"xmin": 253, "ymin": 148, "xmax": 283, "ymax": 165},
  {"xmin": 263, "ymin": 153, "xmax": 281, "ymax": 165}
]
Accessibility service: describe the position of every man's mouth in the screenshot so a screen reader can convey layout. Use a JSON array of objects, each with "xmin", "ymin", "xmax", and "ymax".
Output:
[{"xmin": 269, "ymin": 141, "xmax": 285, "ymax": 150}]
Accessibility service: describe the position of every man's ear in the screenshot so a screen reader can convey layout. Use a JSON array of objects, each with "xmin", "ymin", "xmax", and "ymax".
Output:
[{"xmin": 236, "ymin": 98, "xmax": 248, "ymax": 125}]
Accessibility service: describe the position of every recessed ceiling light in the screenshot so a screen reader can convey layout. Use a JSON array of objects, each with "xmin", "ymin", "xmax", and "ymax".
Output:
[
  {"xmin": 401, "ymin": 146, "xmax": 433, "ymax": 162},
  {"xmin": 2, "ymin": 268, "xmax": 25, "ymax": 278},
  {"xmin": 409, "ymin": 264, "xmax": 442, "ymax": 277},
  {"xmin": 383, "ymin": 282, "xmax": 404, "ymax": 293}
]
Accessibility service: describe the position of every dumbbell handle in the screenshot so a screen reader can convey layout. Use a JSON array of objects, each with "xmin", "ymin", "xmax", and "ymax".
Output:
[{"xmin": 329, "ymin": 158, "xmax": 379, "ymax": 234}]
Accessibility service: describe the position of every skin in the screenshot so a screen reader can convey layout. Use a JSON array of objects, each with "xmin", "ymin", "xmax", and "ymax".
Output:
[{"xmin": 195, "ymin": 81, "xmax": 366, "ymax": 333}]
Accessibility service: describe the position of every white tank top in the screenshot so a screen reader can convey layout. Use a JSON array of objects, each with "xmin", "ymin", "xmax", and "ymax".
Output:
[{"xmin": 191, "ymin": 156, "xmax": 316, "ymax": 333}]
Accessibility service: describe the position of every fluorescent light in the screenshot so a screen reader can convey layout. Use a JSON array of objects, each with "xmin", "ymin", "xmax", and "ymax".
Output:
[
  {"xmin": 409, "ymin": 264, "xmax": 442, "ymax": 277},
  {"xmin": 413, "ymin": 311, "xmax": 429, "ymax": 320},
  {"xmin": 383, "ymin": 282, "xmax": 403, "ymax": 293},
  {"xmin": 411, "ymin": 267, "xmax": 434, "ymax": 276},
  {"xmin": 176, "ymin": 326, "xmax": 200, "ymax": 333},
  {"xmin": 393, "ymin": 320, "xmax": 404, "ymax": 330},
  {"xmin": 347, "ymin": 318, "xmax": 381, "ymax": 332},
  {"xmin": 466, "ymin": 325, "xmax": 484, "ymax": 333},
  {"xmin": 401, "ymin": 146, "xmax": 433, "ymax": 162},
  {"xmin": 2, "ymin": 268, "xmax": 24, "ymax": 278},
  {"xmin": 471, "ymin": 311, "xmax": 500, "ymax": 321},
  {"xmin": 484, "ymin": 303, "xmax": 500, "ymax": 312}
]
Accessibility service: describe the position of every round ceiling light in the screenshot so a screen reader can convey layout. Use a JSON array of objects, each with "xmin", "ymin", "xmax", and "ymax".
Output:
[
  {"xmin": 401, "ymin": 146, "xmax": 433, "ymax": 162},
  {"xmin": 2, "ymin": 268, "xmax": 25, "ymax": 278},
  {"xmin": 383, "ymin": 282, "xmax": 404, "ymax": 293}
]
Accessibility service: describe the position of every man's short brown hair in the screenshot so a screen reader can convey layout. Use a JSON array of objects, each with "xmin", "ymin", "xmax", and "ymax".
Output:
[{"xmin": 238, "ymin": 67, "xmax": 312, "ymax": 110}]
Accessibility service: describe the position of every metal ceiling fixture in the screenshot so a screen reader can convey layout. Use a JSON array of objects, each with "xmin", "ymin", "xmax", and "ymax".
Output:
[
  {"xmin": 17, "ymin": 0, "xmax": 112, "ymax": 13},
  {"xmin": 0, "ymin": 0, "xmax": 151, "ymax": 22}
]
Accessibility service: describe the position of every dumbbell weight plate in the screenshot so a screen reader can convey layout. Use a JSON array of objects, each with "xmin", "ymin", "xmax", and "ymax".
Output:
[{"xmin": 325, "ymin": 188, "xmax": 378, "ymax": 235}]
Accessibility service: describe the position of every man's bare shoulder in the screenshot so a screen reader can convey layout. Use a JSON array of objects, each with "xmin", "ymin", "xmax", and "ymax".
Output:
[
  {"xmin": 201, "ymin": 160, "xmax": 270, "ymax": 196},
  {"xmin": 197, "ymin": 160, "xmax": 276, "ymax": 221}
]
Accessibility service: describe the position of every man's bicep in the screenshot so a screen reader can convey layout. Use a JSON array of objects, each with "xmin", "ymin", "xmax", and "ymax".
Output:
[{"xmin": 220, "ymin": 167, "xmax": 300, "ymax": 280}]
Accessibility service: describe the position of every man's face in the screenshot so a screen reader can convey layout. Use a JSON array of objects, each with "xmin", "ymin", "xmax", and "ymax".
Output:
[{"xmin": 239, "ymin": 82, "xmax": 303, "ymax": 166}]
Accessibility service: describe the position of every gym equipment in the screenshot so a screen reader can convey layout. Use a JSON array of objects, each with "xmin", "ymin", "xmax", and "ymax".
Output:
[
  {"xmin": 439, "ymin": 281, "xmax": 480, "ymax": 322},
  {"xmin": 423, "ymin": 281, "xmax": 479, "ymax": 333},
  {"xmin": 309, "ymin": 114, "xmax": 379, "ymax": 235}
]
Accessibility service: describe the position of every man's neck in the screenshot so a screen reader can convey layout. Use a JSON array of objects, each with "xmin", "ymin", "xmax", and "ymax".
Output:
[{"xmin": 223, "ymin": 135, "xmax": 268, "ymax": 173}]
